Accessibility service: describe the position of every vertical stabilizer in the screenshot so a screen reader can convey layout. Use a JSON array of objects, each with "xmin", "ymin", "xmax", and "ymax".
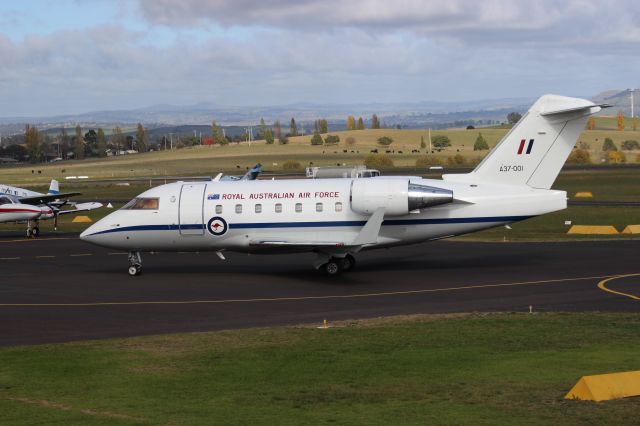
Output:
[
  {"xmin": 48, "ymin": 179, "xmax": 60, "ymax": 195},
  {"xmin": 443, "ymin": 95, "xmax": 602, "ymax": 189}
]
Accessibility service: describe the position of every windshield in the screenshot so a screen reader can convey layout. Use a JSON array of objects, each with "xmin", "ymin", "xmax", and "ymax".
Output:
[
  {"xmin": 121, "ymin": 197, "xmax": 159, "ymax": 210},
  {"xmin": 0, "ymin": 196, "xmax": 12, "ymax": 205}
]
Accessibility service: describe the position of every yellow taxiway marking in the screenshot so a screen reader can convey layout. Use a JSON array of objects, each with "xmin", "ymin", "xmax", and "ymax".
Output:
[
  {"xmin": 0, "ymin": 237, "xmax": 78, "ymax": 244},
  {"xmin": 0, "ymin": 273, "xmax": 626, "ymax": 308},
  {"xmin": 597, "ymin": 274, "xmax": 640, "ymax": 301}
]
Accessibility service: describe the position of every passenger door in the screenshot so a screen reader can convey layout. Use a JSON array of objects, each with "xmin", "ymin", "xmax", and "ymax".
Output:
[{"xmin": 179, "ymin": 183, "xmax": 205, "ymax": 235}]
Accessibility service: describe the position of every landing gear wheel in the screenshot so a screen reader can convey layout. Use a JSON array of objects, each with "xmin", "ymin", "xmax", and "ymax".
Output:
[
  {"xmin": 127, "ymin": 251, "xmax": 143, "ymax": 276},
  {"xmin": 323, "ymin": 258, "xmax": 343, "ymax": 276},
  {"xmin": 341, "ymin": 254, "xmax": 356, "ymax": 272},
  {"xmin": 32, "ymin": 227, "xmax": 40, "ymax": 238},
  {"xmin": 26, "ymin": 228, "xmax": 32, "ymax": 238},
  {"xmin": 128, "ymin": 265, "xmax": 142, "ymax": 276}
]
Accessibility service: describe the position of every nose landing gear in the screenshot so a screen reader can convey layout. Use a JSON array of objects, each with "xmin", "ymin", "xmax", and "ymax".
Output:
[
  {"xmin": 128, "ymin": 251, "xmax": 142, "ymax": 276},
  {"xmin": 26, "ymin": 220, "xmax": 40, "ymax": 238}
]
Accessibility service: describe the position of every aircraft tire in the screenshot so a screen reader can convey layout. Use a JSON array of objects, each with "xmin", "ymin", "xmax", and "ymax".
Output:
[
  {"xmin": 26, "ymin": 228, "xmax": 32, "ymax": 238},
  {"xmin": 323, "ymin": 259, "xmax": 343, "ymax": 276},
  {"xmin": 32, "ymin": 227, "xmax": 40, "ymax": 238},
  {"xmin": 128, "ymin": 265, "xmax": 142, "ymax": 276},
  {"xmin": 341, "ymin": 254, "xmax": 356, "ymax": 272}
]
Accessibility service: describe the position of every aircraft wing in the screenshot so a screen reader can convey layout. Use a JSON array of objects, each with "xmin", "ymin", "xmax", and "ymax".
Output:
[
  {"xmin": 19, "ymin": 192, "xmax": 81, "ymax": 205},
  {"xmin": 57, "ymin": 202, "xmax": 103, "ymax": 215}
]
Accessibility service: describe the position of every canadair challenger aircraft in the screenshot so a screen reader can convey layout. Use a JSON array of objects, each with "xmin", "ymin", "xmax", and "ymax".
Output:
[{"xmin": 81, "ymin": 95, "xmax": 605, "ymax": 276}]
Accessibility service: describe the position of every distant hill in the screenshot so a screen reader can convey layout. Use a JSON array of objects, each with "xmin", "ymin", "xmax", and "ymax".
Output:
[{"xmin": 591, "ymin": 89, "xmax": 637, "ymax": 115}]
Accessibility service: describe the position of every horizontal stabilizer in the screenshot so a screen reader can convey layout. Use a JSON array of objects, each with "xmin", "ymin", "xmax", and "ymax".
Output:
[
  {"xmin": 19, "ymin": 192, "xmax": 81, "ymax": 205},
  {"xmin": 540, "ymin": 103, "xmax": 609, "ymax": 117}
]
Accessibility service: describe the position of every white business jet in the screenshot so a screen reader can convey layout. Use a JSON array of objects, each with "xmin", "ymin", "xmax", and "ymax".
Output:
[
  {"xmin": 0, "ymin": 179, "xmax": 102, "ymax": 237},
  {"xmin": 81, "ymin": 95, "xmax": 605, "ymax": 276}
]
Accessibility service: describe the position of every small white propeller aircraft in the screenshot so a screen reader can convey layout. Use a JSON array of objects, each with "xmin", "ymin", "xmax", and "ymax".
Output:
[
  {"xmin": 81, "ymin": 95, "xmax": 605, "ymax": 276},
  {"xmin": 0, "ymin": 179, "xmax": 102, "ymax": 237}
]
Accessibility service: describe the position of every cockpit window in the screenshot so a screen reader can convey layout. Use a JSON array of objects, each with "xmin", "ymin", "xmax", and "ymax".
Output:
[
  {"xmin": 0, "ymin": 196, "xmax": 12, "ymax": 205},
  {"xmin": 121, "ymin": 197, "xmax": 160, "ymax": 210}
]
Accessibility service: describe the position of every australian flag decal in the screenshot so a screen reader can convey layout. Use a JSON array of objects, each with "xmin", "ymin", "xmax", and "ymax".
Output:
[{"xmin": 207, "ymin": 193, "xmax": 220, "ymax": 200}]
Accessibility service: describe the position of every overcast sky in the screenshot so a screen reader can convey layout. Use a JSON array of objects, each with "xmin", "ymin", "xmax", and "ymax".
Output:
[{"xmin": 1, "ymin": 0, "xmax": 639, "ymax": 117}]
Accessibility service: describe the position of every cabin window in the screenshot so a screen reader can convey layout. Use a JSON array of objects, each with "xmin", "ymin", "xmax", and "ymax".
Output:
[
  {"xmin": 316, "ymin": 202, "xmax": 323, "ymax": 212},
  {"xmin": 295, "ymin": 203, "xmax": 302, "ymax": 213},
  {"xmin": 275, "ymin": 203, "xmax": 282, "ymax": 213},
  {"xmin": 0, "ymin": 196, "xmax": 12, "ymax": 205},
  {"xmin": 335, "ymin": 202, "xmax": 343, "ymax": 212},
  {"xmin": 122, "ymin": 197, "xmax": 159, "ymax": 210},
  {"xmin": 215, "ymin": 205, "xmax": 223, "ymax": 214},
  {"xmin": 235, "ymin": 204, "xmax": 243, "ymax": 214},
  {"xmin": 255, "ymin": 204, "xmax": 262, "ymax": 213}
]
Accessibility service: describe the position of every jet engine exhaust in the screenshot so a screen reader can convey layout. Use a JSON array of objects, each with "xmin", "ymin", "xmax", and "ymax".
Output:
[{"xmin": 408, "ymin": 183, "xmax": 453, "ymax": 210}]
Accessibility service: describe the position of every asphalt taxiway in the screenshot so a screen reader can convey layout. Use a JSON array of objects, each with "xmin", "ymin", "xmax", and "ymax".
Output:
[{"xmin": 1, "ymin": 235, "xmax": 638, "ymax": 346}]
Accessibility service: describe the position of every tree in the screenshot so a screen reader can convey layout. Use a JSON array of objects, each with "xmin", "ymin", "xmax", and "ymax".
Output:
[
  {"xmin": 310, "ymin": 131, "xmax": 323, "ymax": 145},
  {"xmin": 259, "ymin": 117, "xmax": 267, "ymax": 139},
  {"xmin": 607, "ymin": 151, "xmax": 626, "ymax": 163},
  {"xmin": 587, "ymin": 116, "xmax": 596, "ymax": 130},
  {"xmin": 278, "ymin": 135, "xmax": 289, "ymax": 145},
  {"xmin": 135, "ymin": 123, "xmax": 148, "ymax": 152},
  {"xmin": 324, "ymin": 134, "xmax": 340, "ymax": 145},
  {"xmin": 60, "ymin": 126, "xmax": 69, "ymax": 159},
  {"xmin": 25, "ymin": 125, "xmax": 42, "ymax": 162},
  {"xmin": 617, "ymin": 111, "xmax": 625, "ymax": 131},
  {"xmin": 264, "ymin": 128, "xmax": 274, "ymax": 144},
  {"xmin": 84, "ymin": 129, "xmax": 98, "ymax": 154},
  {"xmin": 431, "ymin": 135, "xmax": 451, "ymax": 149},
  {"xmin": 290, "ymin": 118, "xmax": 298, "ymax": 137},
  {"xmin": 371, "ymin": 114, "xmax": 380, "ymax": 129},
  {"xmin": 420, "ymin": 136, "xmax": 426, "ymax": 149},
  {"xmin": 377, "ymin": 136, "xmax": 393, "ymax": 146},
  {"xmin": 357, "ymin": 117, "xmax": 365, "ymax": 130},
  {"xmin": 74, "ymin": 124, "xmax": 84, "ymax": 159},
  {"xmin": 507, "ymin": 112, "xmax": 522, "ymax": 125},
  {"xmin": 315, "ymin": 119, "xmax": 328, "ymax": 134},
  {"xmin": 96, "ymin": 128, "xmax": 107, "ymax": 157},
  {"xmin": 211, "ymin": 120, "xmax": 225, "ymax": 145},
  {"xmin": 473, "ymin": 133, "xmax": 489, "ymax": 151},
  {"xmin": 273, "ymin": 120, "xmax": 282, "ymax": 139},
  {"xmin": 346, "ymin": 116, "xmax": 356, "ymax": 131},
  {"xmin": 602, "ymin": 137, "xmax": 617, "ymax": 151},
  {"xmin": 111, "ymin": 127, "xmax": 124, "ymax": 153}
]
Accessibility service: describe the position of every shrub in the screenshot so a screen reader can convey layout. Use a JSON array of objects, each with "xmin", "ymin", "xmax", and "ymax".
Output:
[
  {"xmin": 621, "ymin": 140, "xmax": 640, "ymax": 150},
  {"xmin": 446, "ymin": 154, "xmax": 466, "ymax": 166},
  {"xmin": 473, "ymin": 133, "xmax": 489, "ymax": 151},
  {"xmin": 310, "ymin": 131, "xmax": 323, "ymax": 145},
  {"xmin": 431, "ymin": 135, "xmax": 451, "ymax": 148},
  {"xmin": 324, "ymin": 134, "xmax": 340, "ymax": 145},
  {"xmin": 602, "ymin": 137, "xmax": 617, "ymax": 151},
  {"xmin": 415, "ymin": 155, "xmax": 444, "ymax": 168},
  {"xmin": 578, "ymin": 141, "xmax": 590, "ymax": 150},
  {"xmin": 377, "ymin": 136, "xmax": 393, "ymax": 146},
  {"xmin": 607, "ymin": 151, "xmax": 626, "ymax": 163},
  {"xmin": 364, "ymin": 154, "xmax": 394, "ymax": 169},
  {"xmin": 282, "ymin": 160, "xmax": 301, "ymax": 170},
  {"xmin": 278, "ymin": 135, "xmax": 289, "ymax": 145},
  {"xmin": 345, "ymin": 136, "xmax": 356, "ymax": 145},
  {"xmin": 566, "ymin": 148, "xmax": 591, "ymax": 164}
]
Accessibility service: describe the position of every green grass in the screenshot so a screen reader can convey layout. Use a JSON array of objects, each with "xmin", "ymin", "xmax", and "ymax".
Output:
[{"xmin": 1, "ymin": 313, "xmax": 639, "ymax": 425}]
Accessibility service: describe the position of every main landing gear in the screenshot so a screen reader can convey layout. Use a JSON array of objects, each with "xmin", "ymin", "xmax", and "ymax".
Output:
[
  {"xmin": 128, "ymin": 251, "xmax": 142, "ymax": 276},
  {"xmin": 26, "ymin": 220, "xmax": 40, "ymax": 238},
  {"xmin": 320, "ymin": 254, "xmax": 356, "ymax": 276}
]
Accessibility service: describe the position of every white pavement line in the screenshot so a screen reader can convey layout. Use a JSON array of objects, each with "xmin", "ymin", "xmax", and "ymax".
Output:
[
  {"xmin": 35, "ymin": 255, "xmax": 56, "ymax": 259},
  {"xmin": 70, "ymin": 253, "xmax": 93, "ymax": 257},
  {"xmin": 107, "ymin": 252, "xmax": 127, "ymax": 255},
  {"xmin": 0, "ymin": 257, "xmax": 20, "ymax": 260}
]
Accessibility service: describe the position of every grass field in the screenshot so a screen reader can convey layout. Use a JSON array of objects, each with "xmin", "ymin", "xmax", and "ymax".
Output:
[
  {"xmin": 1, "ymin": 313, "xmax": 639, "ymax": 425},
  {"xmin": 2, "ymin": 128, "xmax": 640, "ymax": 186}
]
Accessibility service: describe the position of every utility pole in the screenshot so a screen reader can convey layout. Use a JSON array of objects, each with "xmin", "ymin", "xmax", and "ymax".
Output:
[
  {"xmin": 428, "ymin": 128, "xmax": 432, "ymax": 152},
  {"xmin": 630, "ymin": 88, "xmax": 635, "ymax": 119},
  {"xmin": 169, "ymin": 133, "xmax": 174, "ymax": 150}
]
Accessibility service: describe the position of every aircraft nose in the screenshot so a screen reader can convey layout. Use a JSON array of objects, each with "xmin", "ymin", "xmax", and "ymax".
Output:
[{"xmin": 80, "ymin": 223, "xmax": 98, "ymax": 242}]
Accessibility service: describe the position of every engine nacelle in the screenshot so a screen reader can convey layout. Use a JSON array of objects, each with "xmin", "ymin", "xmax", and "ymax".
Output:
[
  {"xmin": 350, "ymin": 178, "xmax": 453, "ymax": 216},
  {"xmin": 39, "ymin": 205, "xmax": 55, "ymax": 219}
]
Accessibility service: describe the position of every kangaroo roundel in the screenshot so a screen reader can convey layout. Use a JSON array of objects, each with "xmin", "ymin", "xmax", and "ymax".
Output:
[{"xmin": 207, "ymin": 216, "xmax": 228, "ymax": 236}]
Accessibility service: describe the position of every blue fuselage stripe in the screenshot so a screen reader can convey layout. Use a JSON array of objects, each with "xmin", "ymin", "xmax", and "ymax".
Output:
[{"xmin": 85, "ymin": 215, "xmax": 532, "ymax": 236}]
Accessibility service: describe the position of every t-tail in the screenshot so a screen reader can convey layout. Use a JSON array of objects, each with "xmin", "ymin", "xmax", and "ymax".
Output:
[
  {"xmin": 48, "ymin": 179, "xmax": 60, "ymax": 195},
  {"xmin": 443, "ymin": 95, "xmax": 606, "ymax": 189}
]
